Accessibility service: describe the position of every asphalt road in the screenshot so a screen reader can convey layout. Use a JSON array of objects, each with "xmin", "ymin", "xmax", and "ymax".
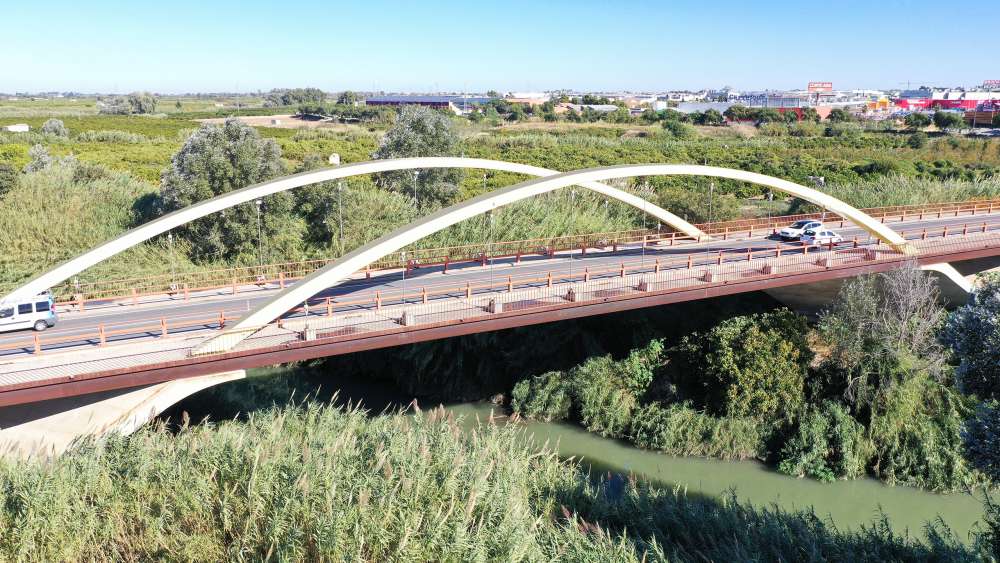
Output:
[{"xmin": 1, "ymin": 211, "xmax": 996, "ymax": 357}]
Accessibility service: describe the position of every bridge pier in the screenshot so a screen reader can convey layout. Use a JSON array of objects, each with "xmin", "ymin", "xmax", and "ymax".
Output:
[{"xmin": 0, "ymin": 370, "xmax": 244, "ymax": 459}]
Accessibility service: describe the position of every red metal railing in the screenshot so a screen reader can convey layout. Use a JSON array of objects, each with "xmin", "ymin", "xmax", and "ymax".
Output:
[
  {"xmin": 4, "ymin": 216, "xmax": 999, "ymax": 357},
  {"xmin": 8, "ymin": 198, "xmax": 1000, "ymax": 311}
]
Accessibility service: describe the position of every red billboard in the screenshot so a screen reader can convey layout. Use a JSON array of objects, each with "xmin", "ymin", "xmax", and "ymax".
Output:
[{"xmin": 808, "ymin": 82, "xmax": 833, "ymax": 93}]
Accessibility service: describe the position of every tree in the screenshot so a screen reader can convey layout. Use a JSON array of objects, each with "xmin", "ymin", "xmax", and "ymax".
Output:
[
  {"xmin": 662, "ymin": 119, "xmax": 695, "ymax": 139},
  {"xmin": 827, "ymin": 108, "xmax": 854, "ymax": 123},
  {"xmin": 994, "ymin": 114, "xmax": 1000, "ymax": 127},
  {"xmin": 371, "ymin": 105, "xmax": 463, "ymax": 206},
  {"xmin": 157, "ymin": 118, "xmax": 292, "ymax": 262},
  {"xmin": 904, "ymin": 112, "xmax": 932, "ymax": 131},
  {"xmin": 264, "ymin": 88, "xmax": 325, "ymax": 107},
  {"xmin": 944, "ymin": 274, "xmax": 1000, "ymax": 399},
  {"xmin": 41, "ymin": 118, "xmax": 68, "ymax": 137},
  {"xmin": 723, "ymin": 104, "xmax": 751, "ymax": 122},
  {"xmin": 175, "ymin": 100, "xmax": 183, "ymax": 110},
  {"xmin": 23, "ymin": 144, "xmax": 52, "ymax": 173},
  {"xmin": 0, "ymin": 163, "xmax": 16, "ymax": 198},
  {"xmin": 800, "ymin": 107, "xmax": 821, "ymax": 123},
  {"xmin": 933, "ymin": 110, "xmax": 965, "ymax": 131},
  {"xmin": 907, "ymin": 131, "xmax": 928, "ymax": 149},
  {"xmin": 700, "ymin": 109, "xmax": 724, "ymax": 125},
  {"xmin": 671, "ymin": 310, "xmax": 812, "ymax": 425},
  {"xmin": 336, "ymin": 91, "xmax": 359, "ymax": 105},
  {"xmin": 127, "ymin": 92, "xmax": 157, "ymax": 114},
  {"xmin": 819, "ymin": 265, "xmax": 946, "ymax": 408}
]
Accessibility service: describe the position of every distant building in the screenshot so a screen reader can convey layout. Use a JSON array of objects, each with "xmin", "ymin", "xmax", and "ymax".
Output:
[
  {"xmin": 560, "ymin": 103, "xmax": 619, "ymax": 114},
  {"xmin": 365, "ymin": 95, "xmax": 492, "ymax": 114},
  {"xmin": 2, "ymin": 124, "xmax": 29, "ymax": 133},
  {"xmin": 506, "ymin": 92, "xmax": 550, "ymax": 105}
]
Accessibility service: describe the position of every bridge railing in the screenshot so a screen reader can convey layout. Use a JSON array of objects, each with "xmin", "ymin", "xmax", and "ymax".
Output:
[
  {"xmin": 11, "ymin": 198, "xmax": 1000, "ymax": 311},
  {"xmin": 4, "ymin": 217, "xmax": 1000, "ymax": 360}
]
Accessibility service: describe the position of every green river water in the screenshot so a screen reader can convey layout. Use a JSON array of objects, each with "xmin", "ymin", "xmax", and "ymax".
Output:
[{"xmin": 180, "ymin": 366, "xmax": 987, "ymax": 541}]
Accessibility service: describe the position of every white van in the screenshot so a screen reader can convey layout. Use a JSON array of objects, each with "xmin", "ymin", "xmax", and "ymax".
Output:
[{"xmin": 0, "ymin": 294, "xmax": 57, "ymax": 333}]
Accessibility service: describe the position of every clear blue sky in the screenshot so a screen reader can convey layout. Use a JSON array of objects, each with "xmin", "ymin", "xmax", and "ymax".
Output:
[{"xmin": 1, "ymin": 0, "xmax": 990, "ymax": 93}]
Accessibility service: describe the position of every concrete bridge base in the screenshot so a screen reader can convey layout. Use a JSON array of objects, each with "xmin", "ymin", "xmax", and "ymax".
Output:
[{"xmin": 0, "ymin": 370, "xmax": 244, "ymax": 459}]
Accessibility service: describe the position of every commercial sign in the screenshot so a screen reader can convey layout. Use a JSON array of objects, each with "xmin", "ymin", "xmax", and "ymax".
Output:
[
  {"xmin": 808, "ymin": 82, "xmax": 833, "ymax": 93},
  {"xmin": 984, "ymin": 80, "xmax": 1000, "ymax": 89}
]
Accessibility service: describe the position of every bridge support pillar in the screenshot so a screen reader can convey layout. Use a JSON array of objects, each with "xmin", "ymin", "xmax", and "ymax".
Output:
[{"xmin": 0, "ymin": 370, "xmax": 245, "ymax": 459}]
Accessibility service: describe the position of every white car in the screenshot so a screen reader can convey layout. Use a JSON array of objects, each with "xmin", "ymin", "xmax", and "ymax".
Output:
[
  {"xmin": 778, "ymin": 220, "xmax": 824, "ymax": 241},
  {"xmin": 800, "ymin": 229, "xmax": 843, "ymax": 246},
  {"xmin": 0, "ymin": 293, "xmax": 57, "ymax": 333}
]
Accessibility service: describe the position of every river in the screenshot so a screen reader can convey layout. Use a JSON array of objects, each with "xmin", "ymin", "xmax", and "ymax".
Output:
[{"xmin": 171, "ymin": 365, "xmax": 987, "ymax": 541}]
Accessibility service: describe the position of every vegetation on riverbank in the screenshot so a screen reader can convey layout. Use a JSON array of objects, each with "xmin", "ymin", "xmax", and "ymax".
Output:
[
  {"xmin": 508, "ymin": 267, "xmax": 985, "ymax": 493},
  {"xmin": 0, "ymin": 402, "xmax": 989, "ymax": 561}
]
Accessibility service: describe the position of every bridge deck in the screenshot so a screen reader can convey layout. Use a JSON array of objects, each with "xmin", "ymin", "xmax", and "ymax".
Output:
[{"xmin": 1, "ymin": 228, "xmax": 997, "ymax": 407}]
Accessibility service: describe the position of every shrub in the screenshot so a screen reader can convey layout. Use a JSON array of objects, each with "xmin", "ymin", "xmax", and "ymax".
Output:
[
  {"xmin": 788, "ymin": 122, "xmax": 822, "ymax": 137},
  {"xmin": 77, "ymin": 129, "xmax": 147, "ymax": 144},
  {"xmin": 758, "ymin": 122, "xmax": 788, "ymax": 137},
  {"xmin": 629, "ymin": 403, "xmax": 765, "ymax": 460},
  {"xmin": 41, "ymin": 118, "xmax": 68, "ymax": 137},
  {"xmin": 510, "ymin": 371, "xmax": 573, "ymax": 422},
  {"xmin": 963, "ymin": 400, "xmax": 1000, "ymax": 483},
  {"xmin": 908, "ymin": 131, "xmax": 928, "ymax": 149},
  {"xmin": 573, "ymin": 355, "xmax": 639, "ymax": 438},
  {"xmin": 824, "ymin": 122, "xmax": 862, "ymax": 138},
  {"xmin": 671, "ymin": 309, "xmax": 812, "ymax": 425},
  {"xmin": 0, "ymin": 162, "xmax": 16, "ymax": 198},
  {"xmin": 23, "ymin": 144, "xmax": 52, "ymax": 173},
  {"xmin": 905, "ymin": 113, "xmax": 932, "ymax": 130},
  {"xmin": 778, "ymin": 401, "xmax": 870, "ymax": 482},
  {"xmin": 869, "ymin": 377, "xmax": 980, "ymax": 492},
  {"xmin": 662, "ymin": 119, "xmax": 696, "ymax": 139}
]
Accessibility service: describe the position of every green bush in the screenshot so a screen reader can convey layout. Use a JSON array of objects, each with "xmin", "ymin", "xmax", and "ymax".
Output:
[
  {"xmin": 76, "ymin": 129, "xmax": 148, "ymax": 143},
  {"xmin": 778, "ymin": 401, "xmax": 871, "ymax": 482},
  {"xmin": 629, "ymin": 403, "xmax": 765, "ymax": 460},
  {"xmin": 510, "ymin": 371, "xmax": 573, "ymax": 422},
  {"xmin": 662, "ymin": 119, "xmax": 696, "ymax": 139},
  {"xmin": 963, "ymin": 400, "xmax": 1000, "ymax": 483},
  {"xmin": 944, "ymin": 273, "xmax": 1000, "ymax": 400},
  {"xmin": 758, "ymin": 122, "xmax": 788, "ymax": 137},
  {"xmin": 573, "ymin": 355, "xmax": 639, "ymax": 438},
  {"xmin": 869, "ymin": 378, "xmax": 981, "ymax": 492},
  {"xmin": 0, "ymin": 162, "xmax": 15, "ymax": 198},
  {"xmin": 671, "ymin": 309, "xmax": 812, "ymax": 425},
  {"xmin": 908, "ymin": 131, "xmax": 928, "ymax": 149}
]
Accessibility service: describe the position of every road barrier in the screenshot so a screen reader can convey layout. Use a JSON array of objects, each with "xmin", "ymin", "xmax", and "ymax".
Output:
[
  {"xmin": 4, "ymin": 217, "xmax": 999, "ymax": 358},
  {"xmin": 8, "ymin": 198, "xmax": 1000, "ymax": 312}
]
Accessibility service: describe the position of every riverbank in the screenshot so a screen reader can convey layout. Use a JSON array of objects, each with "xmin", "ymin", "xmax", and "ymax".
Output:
[
  {"xmin": 1, "ymin": 393, "xmax": 984, "ymax": 561},
  {"xmin": 163, "ymin": 365, "xmax": 987, "ymax": 542}
]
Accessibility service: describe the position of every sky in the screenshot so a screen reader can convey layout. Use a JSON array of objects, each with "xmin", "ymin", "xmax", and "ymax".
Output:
[{"xmin": 1, "ymin": 0, "xmax": 992, "ymax": 94}]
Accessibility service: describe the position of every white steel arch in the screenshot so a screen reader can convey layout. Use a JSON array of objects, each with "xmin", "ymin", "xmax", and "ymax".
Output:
[
  {"xmin": 1, "ymin": 157, "xmax": 705, "ymax": 306},
  {"xmin": 196, "ymin": 163, "xmax": 911, "ymax": 353}
]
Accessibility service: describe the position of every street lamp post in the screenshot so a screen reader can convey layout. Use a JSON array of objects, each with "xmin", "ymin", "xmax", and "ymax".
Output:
[
  {"xmin": 255, "ymin": 199, "xmax": 263, "ymax": 268},
  {"xmin": 412, "ymin": 171, "xmax": 419, "ymax": 206},
  {"xmin": 337, "ymin": 182, "xmax": 345, "ymax": 255}
]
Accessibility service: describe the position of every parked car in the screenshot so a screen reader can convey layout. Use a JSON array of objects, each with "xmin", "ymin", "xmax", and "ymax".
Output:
[
  {"xmin": 800, "ymin": 228, "xmax": 844, "ymax": 246},
  {"xmin": 0, "ymin": 292, "xmax": 57, "ymax": 333},
  {"xmin": 778, "ymin": 220, "xmax": 824, "ymax": 241}
]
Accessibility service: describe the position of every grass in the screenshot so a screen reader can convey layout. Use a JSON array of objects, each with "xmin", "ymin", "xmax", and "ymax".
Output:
[{"xmin": 0, "ymin": 402, "xmax": 982, "ymax": 561}]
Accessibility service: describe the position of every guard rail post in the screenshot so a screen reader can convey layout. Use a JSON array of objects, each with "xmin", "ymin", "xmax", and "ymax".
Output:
[
  {"xmin": 99, "ymin": 324, "xmax": 106, "ymax": 346},
  {"xmin": 34, "ymin": 334, "xmax": 41, "ymax": 354},
  {"xmin": 161, "ymin": 318, "xmax": 167, "ymax": 337}
]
